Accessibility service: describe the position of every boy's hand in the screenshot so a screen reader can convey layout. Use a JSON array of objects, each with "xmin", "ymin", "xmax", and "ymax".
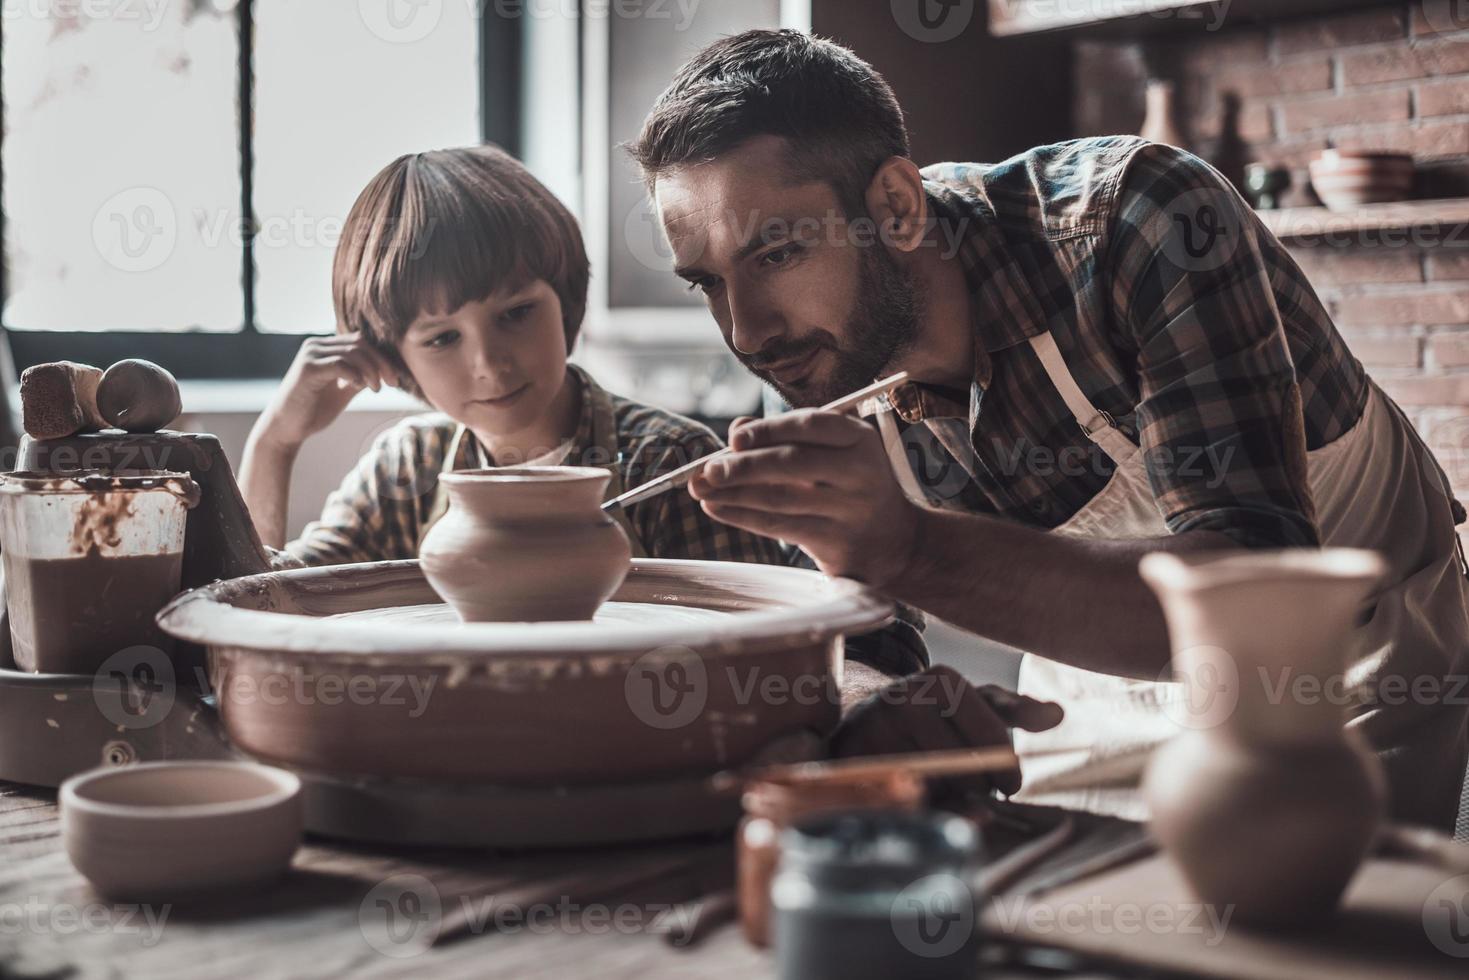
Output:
[
  {"xmin": 257, "ymin": 332, "xmax": 401, "ymax": 450},
  {"xmin": 688, "ymin": 409, "xmax": 922, "ymax": 590}
]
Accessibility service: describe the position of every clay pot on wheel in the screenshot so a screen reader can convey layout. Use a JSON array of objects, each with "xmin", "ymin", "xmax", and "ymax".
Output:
[
  {"xmin": 1137, "ymin": 548, "xmax": 1388, "ymax": 929},
  {"xmin": 420, "ymin": 467, "xmax": 631, "ymax": 622}
]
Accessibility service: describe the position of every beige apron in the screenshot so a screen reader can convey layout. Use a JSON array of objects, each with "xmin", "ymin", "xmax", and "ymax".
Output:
[
  {"xmin": 421, "ymin": 371, "xmax": 648, "ymax": 558},
  {"xmin": 885, "ymin": 329, "xmax": 1469, "ymax": 828}
]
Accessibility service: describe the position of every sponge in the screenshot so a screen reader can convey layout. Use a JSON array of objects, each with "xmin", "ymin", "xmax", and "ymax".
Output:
[{"xmin": 20, "ymin": 361, "xmax": 108, "ymax": 440}]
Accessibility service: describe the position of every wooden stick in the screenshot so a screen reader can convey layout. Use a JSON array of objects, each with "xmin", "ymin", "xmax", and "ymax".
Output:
[
  {"xmin": 710, "ymin": 746, "xmax": 1021, "ymax": 794},
  {"xmin": 602, "ymin": 371, "xmax": 910, "ymax": 513}
]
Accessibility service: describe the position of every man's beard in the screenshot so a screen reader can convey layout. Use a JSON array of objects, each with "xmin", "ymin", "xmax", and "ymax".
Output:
[{"xmin": 739, "ymin": 244, "xmax": 923, "ymax": 408}]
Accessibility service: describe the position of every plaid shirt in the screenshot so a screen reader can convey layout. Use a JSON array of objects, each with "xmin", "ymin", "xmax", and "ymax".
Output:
[
  {"xmin": 890, "ymin": 136, "xmax": 1385, "ymax": 548},
  {"xmin": 283, "ymin": 365, "xmax": 784, "ymax": 567}
]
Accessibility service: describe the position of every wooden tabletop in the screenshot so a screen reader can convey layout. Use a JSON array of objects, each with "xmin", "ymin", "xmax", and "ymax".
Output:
[
  {"xmin": 0, "ymin": 780, "xmax": 1148, "ymax": 979},
  {"xmin": 0, "ymin": 782, "xmax": 773, "ymax": 980}
]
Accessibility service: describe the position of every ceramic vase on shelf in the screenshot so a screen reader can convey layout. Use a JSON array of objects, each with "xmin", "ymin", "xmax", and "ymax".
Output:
[
  {"xmin": 1139, "ymin": 79, "xmax": 1186, "ymax": 149},
  {"xmin": 1137, "ymin": 548, "xmax": 1388, "ymax": 928},
  {"xmin": 420, "ymin": 467, "xmax": 631, "ymax": 623}
]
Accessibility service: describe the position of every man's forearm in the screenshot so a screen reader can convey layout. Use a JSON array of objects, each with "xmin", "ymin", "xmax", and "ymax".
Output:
[
  {"xmin": 239, "ymin": 428, "xmax": 299, "ymax": 550},
  {"xmin": 895, "ymin": 508, "xmax": 1236, "ymax": 680}
]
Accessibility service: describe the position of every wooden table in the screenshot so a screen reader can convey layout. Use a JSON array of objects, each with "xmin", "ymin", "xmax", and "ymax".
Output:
[
  {"xmin": 0, "ymin": 782, "xmax": 773, "ymax": 979},
  {"xmin": 0, "ymin": 781, "xmax": 1130, "ymax": 979}
]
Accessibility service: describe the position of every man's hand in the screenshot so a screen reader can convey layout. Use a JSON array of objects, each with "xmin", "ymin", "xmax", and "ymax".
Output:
[
  {"xmin": 687, "ymin": 409, "xmax": 924, "ymax": 589},
  {"xmin": 831, "ymin": 665, "xmax": 1063, "ymax": 799}
]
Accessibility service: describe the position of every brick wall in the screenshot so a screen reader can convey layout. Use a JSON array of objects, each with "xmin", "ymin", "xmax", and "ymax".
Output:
[{"xmin": 1075, "ymin": 1, "xmax": 1469, "ymax": 513}]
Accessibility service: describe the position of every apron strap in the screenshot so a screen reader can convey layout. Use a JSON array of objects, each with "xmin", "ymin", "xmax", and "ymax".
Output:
[
  {"xmin": 876, "ymin": 408, "xmax": 937, "ymax": 507},
  {"xmin": 1028, "ymin": 332, "xmax": 1139, "ymax": 465},
  {"xmin": 585, "ymin": 374, "xmax": 650, "ymax": 559}
]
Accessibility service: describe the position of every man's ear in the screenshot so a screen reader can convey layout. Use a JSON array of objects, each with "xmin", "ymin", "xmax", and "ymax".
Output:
[{"xmin": 862, "ymin": 157, "xmax": 929, "ymax": 254}]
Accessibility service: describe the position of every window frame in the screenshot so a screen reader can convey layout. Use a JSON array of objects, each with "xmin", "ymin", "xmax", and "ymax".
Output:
[{"xmin": 0, "ymin": 1, "xmax": 523, "ymax": 381}]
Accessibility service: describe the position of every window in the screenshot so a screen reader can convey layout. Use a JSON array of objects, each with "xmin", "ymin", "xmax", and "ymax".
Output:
[
  {"xmin": 0, "ymin": 0, "xmax": 809, "ymax": 381},
  {"xmin": 1, "ymin": 0, "xmax": 496, "ymax": 376}
]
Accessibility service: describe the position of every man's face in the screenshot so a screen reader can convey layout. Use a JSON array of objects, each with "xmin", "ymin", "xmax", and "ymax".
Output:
[{"xmin": 654, "ymin": 136, "xmax": 920, "ymax": 407}]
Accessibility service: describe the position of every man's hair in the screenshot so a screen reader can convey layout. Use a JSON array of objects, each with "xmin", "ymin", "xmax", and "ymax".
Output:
[
  {"xmin": 332, "ymin": 145, "xmax": 589, "ymax": 395},
  {"xmin": 630, "ymin": 29, "xmax": 910, "ymax": 214}
]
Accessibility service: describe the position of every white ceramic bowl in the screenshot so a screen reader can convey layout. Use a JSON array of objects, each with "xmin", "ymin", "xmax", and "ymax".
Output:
[{"xmin": 61, "ymin": 761, "xmax": 302, "ymax": 901}]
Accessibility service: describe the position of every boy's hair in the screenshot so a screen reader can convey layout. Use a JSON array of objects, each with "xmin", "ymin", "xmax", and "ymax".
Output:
[
  {"xmin": 332, "ymin": 145, "xmax": 589, "ymax": 395},
  {"xmin": 629, "ymin": 29, "xmax": 910, "ymax": 215}
]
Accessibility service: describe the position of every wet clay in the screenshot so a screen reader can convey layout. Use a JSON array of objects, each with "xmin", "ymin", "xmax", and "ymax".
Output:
[{"xmin": 6, "ymin": 551, "xmax": 184, "ymax": 675}]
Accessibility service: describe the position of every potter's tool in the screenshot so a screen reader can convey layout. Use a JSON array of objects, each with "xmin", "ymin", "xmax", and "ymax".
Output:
[
  {"xmin": 712, "ymin": 745, "xmax": 1021, "ymax": 794},
  {"xmin": 601, "ymin": 371, "xmax": 911, "ymax": 515},
  {"xmin": 658, "ymin": 889, "xmax": 738, "ymax": 949}
]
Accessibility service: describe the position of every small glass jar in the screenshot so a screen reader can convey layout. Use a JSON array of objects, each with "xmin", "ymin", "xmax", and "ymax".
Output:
[
  {"xmin": 737, "ymin": 770, "xmax": 924, "ymax": 947},
  {"xmin": 771, "ymin": 810, "xmax": 982, "ymax": 980}
]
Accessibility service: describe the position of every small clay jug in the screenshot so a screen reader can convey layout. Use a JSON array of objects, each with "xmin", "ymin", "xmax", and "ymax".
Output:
[
  {"xmin": 1138, "ymin": 548, "xmax": 1388, "ymax": 929},
  {"xmin": 420, "ymin": 467, "xmax": 631, "ymax": 622}
]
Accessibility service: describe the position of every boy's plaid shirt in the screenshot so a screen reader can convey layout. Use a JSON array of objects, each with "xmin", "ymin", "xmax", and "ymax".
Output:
[
  {"xmin": 282, "ymin": 365, "xmax": 783, "ymax": 567},
  {"xmin": 889, "ymin": 136, "xmax": 1426, "ymax": 547}
]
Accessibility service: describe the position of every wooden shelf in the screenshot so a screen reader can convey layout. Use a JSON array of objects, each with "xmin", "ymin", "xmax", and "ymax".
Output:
[
  {"xmin": 989, "ymin": 0, "xmax": 1390, "ymax": 38},
  {"xmin": 1255, "ymin": 199, "xmax": 1469, "ymax": 241}
]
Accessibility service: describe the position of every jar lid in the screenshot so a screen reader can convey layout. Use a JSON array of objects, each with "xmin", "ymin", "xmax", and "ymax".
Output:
[{"xmin": 779, "ymin": 809, "xmax": 980, "ymax": 888}]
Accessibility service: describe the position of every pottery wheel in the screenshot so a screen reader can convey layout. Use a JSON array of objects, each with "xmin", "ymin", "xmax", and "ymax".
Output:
[
  {"xmin": 326, "ymin": 600, "xmax": 731, "ymax": 630},
  {"xmin": 157, "ymin": 558, "xmax": 895, "ymax": 847}
]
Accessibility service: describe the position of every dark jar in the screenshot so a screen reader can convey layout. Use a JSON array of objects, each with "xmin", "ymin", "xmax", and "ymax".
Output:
[
  {"xmin": 771, "ymin": 809, "xmax": 982, "ymax": 980},
  {"xmin": 737, "ymin": 770, "xmax": 924, "ymax": 948}
]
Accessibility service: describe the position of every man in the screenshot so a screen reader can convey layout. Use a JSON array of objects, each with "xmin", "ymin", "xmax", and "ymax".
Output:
[{"xmin": 632, "ymin": 29, "xmax": 1469, "ymax": 830}]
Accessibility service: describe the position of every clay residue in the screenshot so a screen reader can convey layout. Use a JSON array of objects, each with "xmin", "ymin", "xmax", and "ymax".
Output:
[{"xmin": 70, "ymin": 490, "xmax": 134, "ymax": 556}]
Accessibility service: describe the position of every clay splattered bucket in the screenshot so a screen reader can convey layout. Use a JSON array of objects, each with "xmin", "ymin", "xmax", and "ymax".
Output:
[{"xmin": 0, "ymin": 470, "xmax": 199, "ymax": 675}]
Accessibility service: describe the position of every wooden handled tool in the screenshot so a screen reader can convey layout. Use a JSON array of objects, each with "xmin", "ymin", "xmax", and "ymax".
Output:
[
  {"xmin": 710, "ymin": 745, "xmax": 1022, "ymax": 794},
  {"xmin": 601, "ymin": 371, "xmax": 911, "ymax": 516}
]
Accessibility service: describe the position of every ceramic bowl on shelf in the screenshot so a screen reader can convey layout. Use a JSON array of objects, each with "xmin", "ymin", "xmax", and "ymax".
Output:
[
  {"xmin": 1308, "ymin": 150, "xmax": 1414, "ymax": 211},
  {"xmin": 61, "ymin": 761, "xmax": 302, "ymax": 901}
]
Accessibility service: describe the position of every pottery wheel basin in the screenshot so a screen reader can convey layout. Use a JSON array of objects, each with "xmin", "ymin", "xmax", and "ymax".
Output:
[{"xmin": 157, "ymin": 559, "xmax": 894, "ymax": 785}]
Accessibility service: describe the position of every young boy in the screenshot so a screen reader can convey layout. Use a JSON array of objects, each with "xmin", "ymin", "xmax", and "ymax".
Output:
[{"xmin": 238, "ymin": 145, "xmax": 782, "ymax": 568}]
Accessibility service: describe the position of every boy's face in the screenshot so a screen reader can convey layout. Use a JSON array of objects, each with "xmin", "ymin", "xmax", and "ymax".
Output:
[
  {"xmin": 399, "ymin": 278, "xmax": 569, "ymax": 444},
  {"xmin": 654, "ymin": 135, "xmax": 919, "ymax": 408}
]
